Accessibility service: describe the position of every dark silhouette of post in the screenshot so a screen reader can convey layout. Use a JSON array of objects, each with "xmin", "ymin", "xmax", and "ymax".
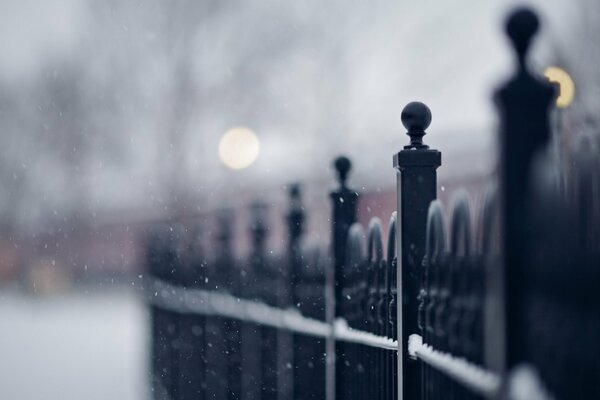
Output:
[
  {"xmin": 288, "ymin": 184, "xmax": 305, "ymax": 302},
  {"xmin": 393, "ymin": 102, "xmax": 441, "ymax": 399},
  {"xmin": 179, "ymin": 224, "xmax": 206, "ymax": 400},
  {"xmin": 205, "ymin": 212, "xmax": 233, "ymax": 400},
  {"xmin": 147, "ymin": 228, "xmax": 170, "ymax": 399},
  {"xmin": 249, "ymin": 201, "xmax": 279, "ymax": 400},
  {"xmin": 494, "ymin": 8, "xmax": 554, "ymax": 371},
  {"xmin": 330, "ymin": 156, "xmax": 358, "ymax": 400},
  {"xmin": 287, "ymin": 184, "xmax": 305, "ymax": 399},
  {"xmin": 214, "ymin": 211, "xmax": 242, "ymax": 400}
]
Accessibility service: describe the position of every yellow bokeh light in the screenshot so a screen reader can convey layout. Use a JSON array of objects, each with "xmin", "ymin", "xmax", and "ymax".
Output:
[
  {"xmin": 544, "ymin": 66, "xmax": 575, "ymax": 108},
  {"xmin": 218, "ymin": 127, "xmax": 260, "ymax": 170}
]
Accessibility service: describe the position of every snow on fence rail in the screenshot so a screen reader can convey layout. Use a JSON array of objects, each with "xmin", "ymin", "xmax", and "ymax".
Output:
[
  {"xmin": 407, "ymin": 334, "xmax": 555, "ymax": 400},
  {"xmin": 147, "ymin": 277, "xmax": 555, "ymax": 400},
  {"xmin": 408, "ymin": 334, "xmax": 501, "ymax": 397},
  {"xmin": 147, "ymin": 278, "xmax": 398, "ymax": 351}
]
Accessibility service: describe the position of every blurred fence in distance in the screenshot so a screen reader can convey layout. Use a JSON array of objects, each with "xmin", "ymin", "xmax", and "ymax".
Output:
[
  {"xmin": 146, "ymin": 153, "xmax": 399, "ymax": 400},
  {"xmin": 144, "ymin": 7, "xmax": 599, "ymax": 400}
]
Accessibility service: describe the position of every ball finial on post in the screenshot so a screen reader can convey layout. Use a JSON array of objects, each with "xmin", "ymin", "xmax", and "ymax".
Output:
[
  {"xmin": 334, "ymin": 156, "xmax": 352, "ymax": 188},
  {"xmin": 289, "ymin": 183, "xmax": 301, "ymax": 199},
  {"xmin": 505, "ymin": 7, "xmax": 539, "ymax": 68},
  {"xmin": 401, "ymin": 101, "xmax": 432, "ymax": 149}
]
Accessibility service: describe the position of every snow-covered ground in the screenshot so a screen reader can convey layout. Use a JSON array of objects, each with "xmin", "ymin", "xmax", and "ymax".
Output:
[{"xmin": 0, "ymin": 287, "xmax": 148, "ymax": 400}]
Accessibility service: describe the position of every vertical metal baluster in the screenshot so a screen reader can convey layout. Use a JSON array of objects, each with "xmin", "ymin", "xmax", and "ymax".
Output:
[
  {"xmin": 355, "ymin": 236, "xmax": 362, "ymax": 400},
  {"xmin": 148, "ymin": 228, "xmax": 166, "ymax": 399},
  {"xmin": 367, "ymin": 219, "xmax": 383, "ymax": 400},
  {"xmin": 572, "ymin": 138, "xmax": 600, "ymax": 397},
  {"xmin": 387, "ymin": 212, "xmax": 398, "ymax": 400},
  {"xmin": 174, "ymin": 223, "xmax": 191, "ymax": 400},
  {"xmin": 449, "ymin": 195, "xmax": 472, "ymax": 399},
  {"xmin": 378, "ymin": 225, "xmax": 385, "ymax": 400},
  {"xmin": 251, "ymin": 201, "xmax": 278, "ymax": 400},
  {"xmin": 215, "ymin": 211, "xmax": 241, "ymax": 400},
  {"xmin": 179, "ymin": 224, "xmax": 206, "ymax": 400},
  {"xmin": 203, "ymin": 214, "xmax": 228, "ymax": 400},
  {"xmin": 166, "ymin": 224, "xmax": 183, "ymax": 400},
  {"xmin": 365, "ymin": 240, "xmax": 374, "ymax": 400},
  {"xmin": 448, "ymin": 222, "xmax": 459, "ymax": 400},
  {"xmin": 380, "ymin": 232, "xmax": 389, "ymax": 400},
  {"xmin": 240, "ymin": 205, "xmax": 260, "ymax": 400},
  {"xmin": 424, "ymin": 203, "xmax": 446, "ymax": 400},
  {"xmin": 425, "ymin": 231, "xmax": 437, "ymax": 400},
  {"xmin": 469, "ymin": 214, "xmax": 484, "ymax": 400},
  {"xmin": 420, "ymin": 216, "xmax": 429, "ymax": 400},
  {"xmin": 366, "ymin": 235, "xmax": 374, "ymax": 400},
  {"xmin": 477, "ymin": 187, "xmax": 499, "ymax": 384},
  {"xmin": 346, "ymin": 224, "xmax": 366, "ymax": 400},
  {"xmin": 378, "ymin": 251, "xmax": 386, "ymax": 400},
  {"xmin": 435, "ymin": 230, "xmax": 450, "ymax": 400},
  {"xmin": 287, "ymin": 184, "xmax": 304, "ymax": 400}
]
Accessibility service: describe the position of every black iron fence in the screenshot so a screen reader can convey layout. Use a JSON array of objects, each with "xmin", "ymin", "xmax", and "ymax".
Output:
[
  {"xmin": 145, "ymin": 7, "xmax": 598, "ymax": 400},
  {"xmin": 146, "ymin": 156, "xmax": 396, "ymax": 400}
]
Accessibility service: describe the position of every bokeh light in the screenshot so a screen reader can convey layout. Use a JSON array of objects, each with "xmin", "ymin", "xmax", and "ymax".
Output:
[
  {"xmin": 544, "ymin": 66, "xmax": 575, "ymax": 108},
  {"xmin": 218, "ymin": 127, "xmax": 260, "ymax": 170}
]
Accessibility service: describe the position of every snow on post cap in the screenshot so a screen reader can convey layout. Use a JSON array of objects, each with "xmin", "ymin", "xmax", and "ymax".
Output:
[{"xmin": 401, "ymin": 101, "xmax": 432, "ymax": 149}]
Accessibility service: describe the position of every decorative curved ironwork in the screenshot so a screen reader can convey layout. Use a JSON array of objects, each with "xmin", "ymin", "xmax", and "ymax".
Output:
[
  {"xmin": 422, "ymin": 200, "xmax": 447, "ymax": 400},
  {"xmin": 386, "ymin": 212, "xmax": 398, "ymax": 400},
  {"xmin": 478, "ymin": 184, "xmax": 499, "ymax": 256}
]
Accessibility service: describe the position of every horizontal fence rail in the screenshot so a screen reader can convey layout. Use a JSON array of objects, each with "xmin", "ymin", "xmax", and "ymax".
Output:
[
  {"xmin": 407, "ymin": 334, "xmax": 556, "ymax": 400},
  {"xmin": 146, "ymin": 278, "xmax": 398, "ymax": 350},
  {"xmin": 408, "ymin": 334, "xmax": 500, "ymax": 397}
]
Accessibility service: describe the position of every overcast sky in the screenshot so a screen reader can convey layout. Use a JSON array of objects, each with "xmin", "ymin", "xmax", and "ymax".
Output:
[{"xmin": 0, "ymin": 0, "xmax": 584, "ymax": 229}]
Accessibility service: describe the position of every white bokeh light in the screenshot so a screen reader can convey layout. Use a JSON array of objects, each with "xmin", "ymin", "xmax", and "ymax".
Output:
[{"xmin": 218, "ymin": 127, "xmax": 260, "ymax": 170}]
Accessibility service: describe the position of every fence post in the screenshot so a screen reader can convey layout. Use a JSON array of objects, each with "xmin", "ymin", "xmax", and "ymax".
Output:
[
  {"xmin": 214, "ymin": 210, "xmax": 242, "ymax": 400},
  {"xmin": 287, "ymin": 184, "xmax": 304, "ymax": 399},
  {"xmin": 288, "ymin": 184, "xmax": 305, "ymax": 305},
  {"xmin": 147, "ymin": 228, "xmax": 170, "ymax": 399},
  {"xmin": 179, "ymin": 224, "xmax": 206, "ymax": 400},
  {"xmin": 393, "ymin": 101, "xmax": 441, "ymax": 400},
  {"xmin": 494, "ymin": 8, "xmax": 554, "ymax": 372},
  {"xmin": 330, "ymin": 156, "xmax": 358, "ymax": 400},
  {"xmin": 204, "ymin": 212, "xmax": 232, "ymax": 400},
  {"xmin": 249, "ymin": 200, "xmax": 279, "ymax": 400}
]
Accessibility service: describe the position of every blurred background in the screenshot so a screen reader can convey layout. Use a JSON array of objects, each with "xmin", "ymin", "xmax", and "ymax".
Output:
[{"xmin": 0, "ymin": 0, "xmax": 597, "ymax": 398}]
